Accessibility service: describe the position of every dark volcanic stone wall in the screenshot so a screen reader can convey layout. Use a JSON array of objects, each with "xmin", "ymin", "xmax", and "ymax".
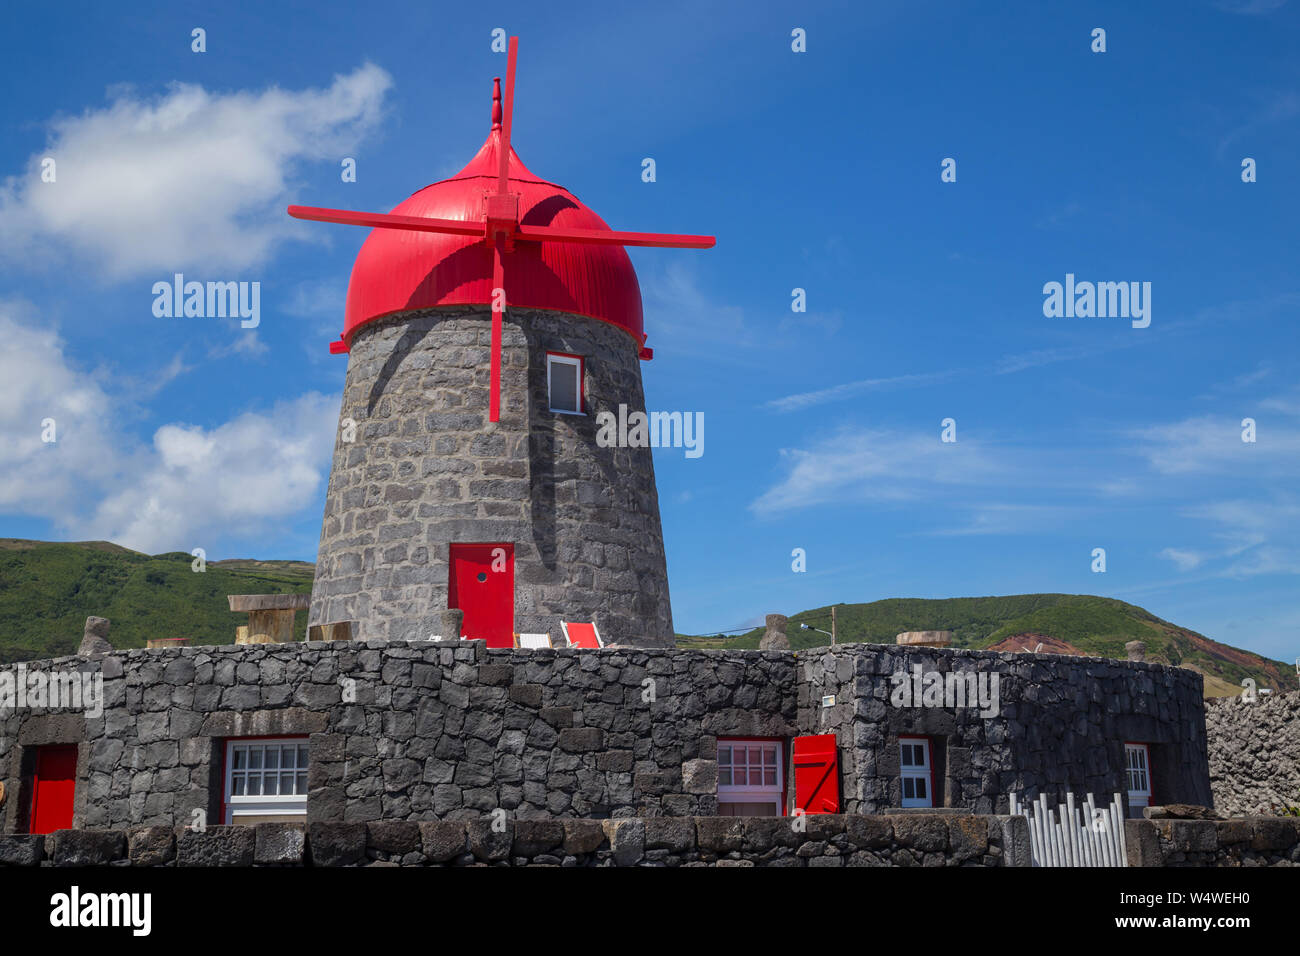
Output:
[
  {"xmin": 1206, "ymin": 691, "xmax": 1300, "ymax": 815},
  {"xmin": 1, "ymin": 641, "xmax": 797, "ymax": 832},
  {"xmin": 798, "ymin": 644, "xmax": 1211, "ymax": 814},
  {"xmin": 1, "ymin": 640, "xmax": 1213, "ymax": 834},
  {"xmin": 0, "ymin": 813, "xmax": 1031, "ymax": 867},
  {"xmin": 310, "ymin": 305, "xmax": 673, "ymax": 646}
]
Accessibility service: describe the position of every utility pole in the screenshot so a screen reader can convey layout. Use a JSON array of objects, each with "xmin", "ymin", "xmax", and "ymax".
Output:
[{"xmin": 831, "ymin": 606, "xmax": 837, "ymax": 645}]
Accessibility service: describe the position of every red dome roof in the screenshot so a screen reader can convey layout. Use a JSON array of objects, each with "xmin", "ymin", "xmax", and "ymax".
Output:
[{"xmin": 342, "ymin": 125, "xmax": 644, "ymax": 349}]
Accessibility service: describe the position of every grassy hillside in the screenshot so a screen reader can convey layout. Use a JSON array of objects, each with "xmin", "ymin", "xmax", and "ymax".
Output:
[
  {"xmin": 2, "ymin": 542, "xmax": 1291, "ymax": 699},
  {"xmin": 0, "ymin": 539, "xmax": 314, "ymax": 663},
  {"xmin": 677, "ymin": 594, "xmax": 1297, "ymax": 698}
]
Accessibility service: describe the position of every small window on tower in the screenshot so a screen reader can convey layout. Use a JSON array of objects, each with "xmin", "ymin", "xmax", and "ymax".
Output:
[{"xmin": 547, "ymin": 352, "xmax": 583, "ymax": 414}]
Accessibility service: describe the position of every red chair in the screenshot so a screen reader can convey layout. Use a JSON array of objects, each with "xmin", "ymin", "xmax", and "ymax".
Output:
[{"xmin": 561, "ymin": 621, "xmax": 603, "ymax": 648}]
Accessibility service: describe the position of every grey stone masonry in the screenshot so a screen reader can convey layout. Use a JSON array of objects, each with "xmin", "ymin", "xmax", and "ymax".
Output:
[
  {"xmin": 1125, "ymin": 816, "xmax": 1300, "ymax": 866},
  {"xmin": 8, "ymin": 813, "xmax": 1297, "ymax": 866},
  {"xmin": 1, "ymin": 639, "xmax": 1210, "ymax": 833},
  {"xmin": 797, "ymin": 643, "xmax": 1211, "ymax": 814},
  {"xmin": 1206, "ymin": 691, "xmax": 1300, "ymax": 815},
  {"xmin": 310, "ymin": 305, "xmax": 673, "ymax": 646},
  {"xmin": 0, "ymin": 814, "xmax": 1027, "ymax": 867}
]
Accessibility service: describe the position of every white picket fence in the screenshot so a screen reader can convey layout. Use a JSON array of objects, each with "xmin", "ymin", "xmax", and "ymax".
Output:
[{"xmin": 1009, "ymin": 791, "xmax": 1128, "ymax": 867}]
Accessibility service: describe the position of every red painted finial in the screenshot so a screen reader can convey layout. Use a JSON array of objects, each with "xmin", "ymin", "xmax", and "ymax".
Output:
[{"xmin": 491, "ymin": 78, "xmax": 502, "ymax": 130}]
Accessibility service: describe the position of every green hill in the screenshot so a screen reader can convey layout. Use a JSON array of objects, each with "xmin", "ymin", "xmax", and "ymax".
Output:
[
  {"xmin": 677, "ymin": 594, "xmax": 1297, "ymax": 698},
  {"xmin": 1, "ymin": 542, "xmax": 1291, "ymax": 699},
  {"xmin": 0, "ymin": 539, "xmax": 314, "ymax": 663}
]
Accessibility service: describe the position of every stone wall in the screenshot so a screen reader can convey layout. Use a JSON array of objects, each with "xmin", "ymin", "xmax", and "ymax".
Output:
[
  {"xmin": 1, "ymin": 641, "xmax": 796, "ymax": 831},
  {"xmin": 1, "ymin": 639, "xmax": 1210, "ymax": 832},
  {"xmin": 1125, "ymin": 816, "xmax": 1300, "ymax": 867},
  {"xmin": 799, "ymin": 644, "xmax": 1211, "ymax": 814},
  {"xmin": 310, "ymin": 305, "xmax": 674, "ymax": 646},
  {"xmin": 0, "ymin": 813, "xmax": 1029, "ymax": 867},
  {"xmin": 1206, "ymin": 691, "xmax": 1300, "ymax": 815}
]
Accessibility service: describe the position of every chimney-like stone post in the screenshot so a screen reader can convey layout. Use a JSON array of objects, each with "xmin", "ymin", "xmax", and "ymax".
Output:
[
  {"xmin": 760, "ymin": 614, "xmax": 790, "ymax": 650},
  {"xmin": 78, "ymin": 616, "xmax": 113, "ymax": 657}
]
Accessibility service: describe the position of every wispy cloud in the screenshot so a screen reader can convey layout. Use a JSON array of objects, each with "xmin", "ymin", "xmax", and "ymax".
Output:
[
  {"xmin": 1128, "ymin": 409, "xmax": 1300, "ymax": 477},
  {"xmin": 749, "ymin": 427, "xmax": 1001, "ymax": 515},
  {"xmin": 764, "ymin": 370, "xmax": 957, "ymax": 413},
  {"xmin": 1160, "ymin": 547, "xmax": 1207, "ymax": 571},
  {"xmin": 640, "ymin": 261, "xmax": 753, "ymax": 360}
]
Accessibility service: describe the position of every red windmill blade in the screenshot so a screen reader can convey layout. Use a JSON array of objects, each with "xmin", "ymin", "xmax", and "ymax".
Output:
[{"xmin": 287, "ymin": 36, "xmax": 715, "ymax": 422}]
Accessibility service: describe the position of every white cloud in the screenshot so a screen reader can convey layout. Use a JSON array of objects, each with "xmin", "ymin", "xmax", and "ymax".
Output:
[
  {"xmin": 1160, "ymin": 547, "xmax": 1207, "ymax": 571},
  {"xmin": 0, "ymin": 303, "xmax": 123, "ymax": 516},
  {"xmin": 0, "ymin": 301, "xmax": 337, "ymax": 554},
  {"xmin": 1130, "ymin": 413, "xmax": 1300, "ymax": 476},
  {"xmin": 1173, "ymin": 498, "xmax": 1300, "ymax": 579},
  {"xmin": 0, "ymin": 64, "xmax": 392, "ymax": 278},
  {"xmin": 207, "ymin": 333, "xmax": 270, "ymax": 361},
  {"xmin": 765, "ymin": 371, "xmax": 956, "ymax": 413},
  {"xmin": 749, "ymin": 427, "xmax": 1000, "ymax": 515},
  {"xmin": 79, "ymin": 392, "xmax": 337, "ymax": 553}
]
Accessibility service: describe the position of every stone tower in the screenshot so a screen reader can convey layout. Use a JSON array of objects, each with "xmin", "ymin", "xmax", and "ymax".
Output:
[{"xmin": 302, "ymin": 65, "xmax": 710, "ymax": 648}]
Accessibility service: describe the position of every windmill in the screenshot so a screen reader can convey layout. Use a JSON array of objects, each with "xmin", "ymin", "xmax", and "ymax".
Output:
[
  {"xmin": 288, "ymin": 35, "xmax": 714, "ymax": 422},
  {"xmin": 296, "ymin": 36, "xmax": 714, "ymax": 648}
]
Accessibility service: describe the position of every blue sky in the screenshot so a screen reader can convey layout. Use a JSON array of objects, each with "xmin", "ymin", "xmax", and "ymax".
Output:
[{"xmin": 1, "ymin": 1, "xmax": 1297, "ymax": 660}]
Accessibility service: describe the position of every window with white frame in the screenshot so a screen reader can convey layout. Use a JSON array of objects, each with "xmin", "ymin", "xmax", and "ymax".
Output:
[
  {"xmin": 547, "ymin": 352, "xmax": 583, "ymax": 414},
  {"xmin": 899, "ymin": 736, "xmax": 933, "ymax": 808},
  {"xmin": 224, "ymin": 737, "xmax": 309, "ymax": 824},
  {"xmin": 1125, "ymin": 742, "xmax": 1152, "ymax": 817},
  {"xmin": 717, "ymin": 738, "xmax": 783, "ymax": 816}
]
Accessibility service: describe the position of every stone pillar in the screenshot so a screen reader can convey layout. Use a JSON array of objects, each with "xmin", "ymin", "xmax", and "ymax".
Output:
[
  {"xmin": 438, "ymin": 608, "xmax": 465, "ymax": 642},
  {"xmin": 1126, "ymin": 641, "xmax": 1146, "ymax": 662},
  {"xmin": 78, "ymin": 616, "xmax": 113, "ymax": 656},
  {"xmin": 759, "ymin": 614, "xmax": 789, "ymax": 650},
  {"xmin": 308, "ymin": 306, "xmax": 675, "ymax": 647}
]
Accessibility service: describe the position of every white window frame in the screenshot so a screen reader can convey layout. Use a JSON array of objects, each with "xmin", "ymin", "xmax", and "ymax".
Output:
[
  {"xmin": 717, "ymin": 738, "xmax": 783, "ymax": 815},
  {"xmin": 546, "ymin": 352, "xmax": 584, "ymax": 415},
  {"xmin": 223, "ymin": 737, "xmax": 309, "ymax": 824},
  {"xmin": 1125, "ymin": 742, "xmax": 1152, "ymax": 813},
  {"xmin": 899, "ymin": 736, "xmax": 933, "ymax": 808}
]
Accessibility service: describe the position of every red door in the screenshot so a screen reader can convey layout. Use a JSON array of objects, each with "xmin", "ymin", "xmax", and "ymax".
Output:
[
  {"xmin": 30, "ymin": 744, "xmax": 77, "ymax": 834},
  {"xmin": 792, "ymin": 734, "xmax": 840, "ymax": 814},
  {"xmin": 448, "ymin": 543, "xmax": 514, "ymax": 647}
]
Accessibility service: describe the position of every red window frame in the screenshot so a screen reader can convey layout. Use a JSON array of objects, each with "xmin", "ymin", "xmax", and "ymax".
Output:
[{"xmin": 546, "ymin": 351, "xmax": 585, "ymax": 415}]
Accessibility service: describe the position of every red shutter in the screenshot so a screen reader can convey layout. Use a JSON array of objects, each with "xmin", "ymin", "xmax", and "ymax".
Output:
[
  {"xmin": 793, "ymin": 734, "xmax": 839, "ymax": 814},
  {"xmin": 30, "ymin": 744, "xmax": 77, "ymax": 834}
]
